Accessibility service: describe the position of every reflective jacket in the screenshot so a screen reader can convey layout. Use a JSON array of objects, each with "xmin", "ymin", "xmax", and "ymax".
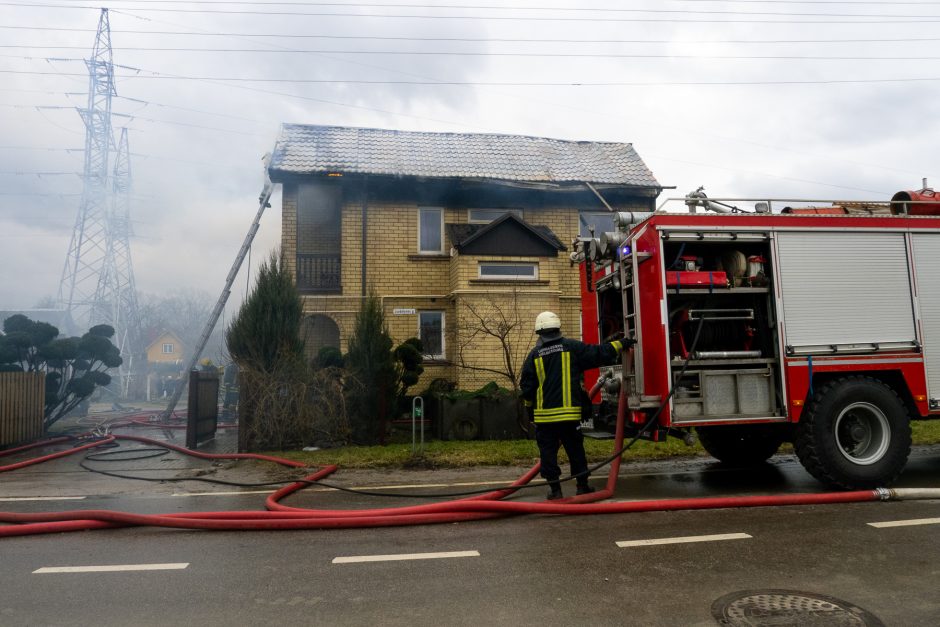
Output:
[{"xmin": 520, "ymin": 337, "xmax": 623, "ymax": 423}]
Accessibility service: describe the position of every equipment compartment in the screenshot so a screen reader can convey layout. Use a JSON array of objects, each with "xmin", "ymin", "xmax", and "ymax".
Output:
[{"xmin": 661, "ymin": 236, "xmax": 784, "ymax": 423}]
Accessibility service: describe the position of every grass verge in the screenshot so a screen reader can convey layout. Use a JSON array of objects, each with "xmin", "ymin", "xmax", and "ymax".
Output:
[{"xmin": 266, "ymin": 420, "xmax": 940, "ymax": 470}]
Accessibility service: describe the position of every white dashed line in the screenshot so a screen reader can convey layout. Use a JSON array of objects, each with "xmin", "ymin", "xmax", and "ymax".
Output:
[
  {"xmin": 0, "ymin": 496, "xmax": 86, "ymax": 502},
  {"xmin": 171, "ymin": 490, "xmax": 274, "ymax": 497},
  {"xmin": 333, "ymin": 551, "xmax": 480, "ymax": 564},
  {"xmin": 172, "ymin": 480, "xmax": 510, "ymax": 497},
  {"xmin": 867, "ymin": 517, "xmax": 940, "ymax": 529},
  {"xmin": 33, "ymin": 563, "xmax": 190, "ymax": 574},
  {"xmin": 616, "ymin": 533, "xmax": 752, "ymax": 548}
]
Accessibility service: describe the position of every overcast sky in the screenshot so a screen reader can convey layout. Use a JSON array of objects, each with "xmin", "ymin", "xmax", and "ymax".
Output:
[{"xmin": 1, "ymin": 0, "xmax": 938, "ymax": 313}]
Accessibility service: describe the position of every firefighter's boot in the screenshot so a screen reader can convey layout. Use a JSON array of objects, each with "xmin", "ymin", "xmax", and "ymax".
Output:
[
  {"xmin": 547, "ymin": 482, "xmax": 563, "ymax": 500},
  {"xmin": 576, "ymin": 483, "xmax": 595, "ymax": 496}
]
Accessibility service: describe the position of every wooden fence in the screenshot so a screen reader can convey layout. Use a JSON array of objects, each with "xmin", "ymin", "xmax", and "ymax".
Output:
[{"xmin": 0, "ymin": 372, "xmax": 45, "ymax": 447}]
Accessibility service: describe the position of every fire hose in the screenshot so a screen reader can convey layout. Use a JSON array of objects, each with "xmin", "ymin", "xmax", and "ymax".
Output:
[
  {"xmin": 2, "ymin": 320, "xmax": 937, "ymax": 536},
  {"xmin": 3, "ymin": 407, "xmax": 939, "ymax": 537}
]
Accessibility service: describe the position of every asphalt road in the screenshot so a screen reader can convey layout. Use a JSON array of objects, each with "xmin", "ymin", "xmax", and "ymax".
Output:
[{"xmin": 2, "ymin": 449, "xmax": 940, "ymax": 626}]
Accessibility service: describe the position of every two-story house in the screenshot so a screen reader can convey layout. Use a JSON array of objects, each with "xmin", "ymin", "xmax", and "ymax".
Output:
[{"xmin": 269, "ymin": 124, "xmax": 661, "ymax": 391}]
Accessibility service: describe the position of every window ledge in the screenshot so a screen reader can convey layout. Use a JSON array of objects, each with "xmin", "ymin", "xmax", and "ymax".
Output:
[
  {"xmin": 408, "ymin": 254, "xmax": 450, "ymax": 261},
  {"xmin": 469, "ymin": 279, "xmax": 550, "ymax": 285},
  {"xmin": 423, "ymin": 358, "xmax": 451, "ymax": 365}
]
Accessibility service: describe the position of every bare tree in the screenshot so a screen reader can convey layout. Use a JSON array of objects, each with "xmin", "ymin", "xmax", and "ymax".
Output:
[{"xmin": 455, "ymin": 288, "xmax": 535, "ymax": 396}]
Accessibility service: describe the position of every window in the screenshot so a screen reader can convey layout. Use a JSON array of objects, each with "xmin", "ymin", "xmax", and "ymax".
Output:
[
  {"xmin": 579, "ymin": 211, "xmax": 616, "ymax": 237},
  {"xmin": 419, "ymin": 311, "xmax": 444, "ymax": 359},
  {"xmin": 468, "ymin": 208, "xmax": 523, "ymax": 224},
  {"xmin": 162, "ymin": 343, "xmax": 174, "ymax": 354},
  {"xmin": 418, "ymin": 207, "xmax": 443, "ymax": 254},
  {"xmin": 478, "ymin": 262, "xmax": 538, "ymax": 280}
]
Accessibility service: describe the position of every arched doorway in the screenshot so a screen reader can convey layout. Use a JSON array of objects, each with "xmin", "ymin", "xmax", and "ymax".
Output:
[{"xmin": 302, "ymin": 314, "xmax": 340, "ymax": 361}]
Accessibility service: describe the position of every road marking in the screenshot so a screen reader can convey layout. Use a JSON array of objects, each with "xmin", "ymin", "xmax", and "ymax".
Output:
[
  {"xmin": 0, "ymin": 496, "xmax": 86, "ymax": 502},
  {"xmin": 171, "ymin": 490, "xmax": 274, "ymax": 497},
  {"xmin": 616, "ymin": 533, "xmax": 752, "ymax": 548},
  {"xmin": 332, "ymin": 550, "xmax": 480, "ymax": 564},
  {"xmin": 172, "ymin": 480, "xmax": 511, "ymax": 497},
  {"xmin": 33, "ymin": 563, "xmax": 189, "ymax": 574},
  {"xmin": 868, "ymin": 517, "xmax": 940, "ymax": 529}
]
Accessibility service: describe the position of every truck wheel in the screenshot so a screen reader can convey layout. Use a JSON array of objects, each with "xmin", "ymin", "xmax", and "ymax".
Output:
[
  {"xmin": 794, "ymin": 376, "xmax": 911, "ymax": 490},
  {"xmin": 696, "ymin": 424, "xmax": 787, "ymax": 466}
]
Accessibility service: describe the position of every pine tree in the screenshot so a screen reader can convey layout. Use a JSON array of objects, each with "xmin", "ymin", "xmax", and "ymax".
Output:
[{"xmin": 344, "ymin": 291, "xmax": 397, "ymax": 444}]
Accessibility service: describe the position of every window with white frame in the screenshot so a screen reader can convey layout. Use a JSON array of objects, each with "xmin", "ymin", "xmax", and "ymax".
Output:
[
  {"xmin": 419, "ymin": 311, "xmax": 444, "ymax": 359},
  {"xmin": 467, "ymin": 208, "xmax": 523, "ymax": 224},
  {"xmin": 418, "ymin": 207, "xmax": 444, "ymax": 254},
  {"xmin": 162, "ymin": 343, "xmax": 174, "ymax": 354},
  {"xmin": 579, "ymin": 211, "xmax": 616, "ymax": 237},
  {"xmin": 478, "ymin": 262, "xmax": 538, "ymax": 280}
]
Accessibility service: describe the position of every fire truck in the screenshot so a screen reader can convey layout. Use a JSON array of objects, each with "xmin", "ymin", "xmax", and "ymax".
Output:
[{"xmin": 578, "ymin": 184, "xmax": 940, "ymax": 489}]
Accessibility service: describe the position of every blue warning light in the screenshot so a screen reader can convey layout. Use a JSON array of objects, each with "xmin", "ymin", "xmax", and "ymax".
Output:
[{"xmin": 620, "ymin": 244, "xmax": 632, "ymax": 257}]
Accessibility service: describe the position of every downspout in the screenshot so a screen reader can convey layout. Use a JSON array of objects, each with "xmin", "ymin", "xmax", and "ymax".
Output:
[{"xmin": 360, "ymin": 182, "xmax": 368, "ymax": 296}]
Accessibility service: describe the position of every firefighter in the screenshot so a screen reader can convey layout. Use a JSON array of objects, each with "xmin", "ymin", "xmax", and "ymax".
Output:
[{"xmin": 520, "ymin": 311, "xmax": 630, "ymax": 500}]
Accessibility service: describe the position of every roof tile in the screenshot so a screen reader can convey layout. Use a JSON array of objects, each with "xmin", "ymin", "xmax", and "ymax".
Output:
[{"xmin": 269, "ymin": 124, "xmax": 660, "ymax": 187}]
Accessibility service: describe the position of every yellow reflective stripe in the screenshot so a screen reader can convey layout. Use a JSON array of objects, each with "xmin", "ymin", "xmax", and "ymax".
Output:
[
  {"xmin": 522, "ymin": 399, "xmax": 532, "ymax": 408},
  {"xmin": 536, "ymin": 408, "xmax": 580, "ymax": 416},
  {"xmin": 535, "ymin": 357, "xmax": 545, "ymax": 410},
  {"xmin": 561, "ymin": 352, "xmax": 571, "ymax": 408},
  {"xmin": 611, "ymin": 340, "xmax": 623, "ymax": 353},
  {"xmin": 534, "ymin": 409, "xmax": 581, "ymax": 423}
]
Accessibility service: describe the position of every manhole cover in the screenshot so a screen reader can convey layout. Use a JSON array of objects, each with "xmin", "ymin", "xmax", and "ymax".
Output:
[{"xmin": 711, "ymin": 590, "xmax": 884, "ymax": 627}]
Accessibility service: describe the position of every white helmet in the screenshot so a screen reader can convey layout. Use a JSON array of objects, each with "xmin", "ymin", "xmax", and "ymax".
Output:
[{"xmin": 534, "ymin": 311, "xmax": 561, "ymax": 333}]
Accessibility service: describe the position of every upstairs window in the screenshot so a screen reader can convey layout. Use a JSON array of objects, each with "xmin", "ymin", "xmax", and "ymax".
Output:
[
  {"xmin": 579, "ymin": 211, "xmax": 616, "ymax": 237},
  {"xmin": 418, "ymin": 207, "xmax": 444, "ymax": 254},
  {"xmin": 419, "ymin": 311, "xmax": 445, "ymax": 359},
  {"xmin": 468, "ymin": 208, "xmax": 523, "ymax": 224},
  {"xmin": 478, "ymin": 262, "xmax": 538, "ymax": 280}
]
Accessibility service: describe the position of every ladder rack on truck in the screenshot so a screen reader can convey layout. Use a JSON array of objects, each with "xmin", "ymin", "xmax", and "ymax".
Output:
[{"xmin": 577, "ymin": 185, "xmax": 940, "ymax": 489}]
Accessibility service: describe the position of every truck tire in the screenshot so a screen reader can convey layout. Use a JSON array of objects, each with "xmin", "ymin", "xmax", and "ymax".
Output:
[
  {"xmin": 794, "ymin": 376, "xmax": 911, "ymax": 490},
  {"xmin": 696, "ymin": 424, "xmax": 787, "ymax": 466}
]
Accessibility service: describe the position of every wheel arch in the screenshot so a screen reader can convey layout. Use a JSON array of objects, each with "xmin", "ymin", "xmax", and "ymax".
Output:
[{"xmin": 800, "ymin": 369, "xmax": 919, "ymax": 422}]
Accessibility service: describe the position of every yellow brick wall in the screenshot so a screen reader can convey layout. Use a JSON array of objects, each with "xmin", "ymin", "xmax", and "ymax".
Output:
[
  {"xmin": 451, "ymin": 290, "xmax": 557, "ymax": 391},
  {"xmin": 285, "ymin": 186, "xmax": 650, "ymax": 392}
]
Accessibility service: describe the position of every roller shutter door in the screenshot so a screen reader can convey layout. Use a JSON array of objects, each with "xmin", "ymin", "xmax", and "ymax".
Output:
[
  {"xmin": 776, "ymin": 232, "xmax": 915, "ymax": 350},
  {"xmin": 912, "ymin": 233, "xmax": 940, "ymax": 402}
]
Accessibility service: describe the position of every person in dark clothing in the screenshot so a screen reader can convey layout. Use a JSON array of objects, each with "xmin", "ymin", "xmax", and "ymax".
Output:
[{"xmin": 520, "ymin": 311, "xmax": 630, "ymax": 500}]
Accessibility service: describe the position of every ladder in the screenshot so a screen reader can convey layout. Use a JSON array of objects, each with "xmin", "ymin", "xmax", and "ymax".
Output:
[{"xmin": 161, "ymin": 163, "xmax": 275, "ymax": 419}]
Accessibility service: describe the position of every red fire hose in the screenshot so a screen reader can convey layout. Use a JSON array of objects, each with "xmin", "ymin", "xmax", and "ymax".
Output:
[{"xmin": 0, "ymin": 396, "xmax": 929, "ymax": 537}]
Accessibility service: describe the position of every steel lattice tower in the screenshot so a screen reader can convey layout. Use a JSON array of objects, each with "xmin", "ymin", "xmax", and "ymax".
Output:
[
  {"xmin": 58, "ymin": 8, "xmax": 144, "ymax": 397},
  {"xmin": 95, "ymin": 128, "xmax": 144, "ymax": 396}
]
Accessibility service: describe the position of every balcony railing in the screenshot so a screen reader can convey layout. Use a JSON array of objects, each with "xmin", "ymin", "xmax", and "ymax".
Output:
[{"xmin": 297, "ymin": 253, "xmax": 341, "ymax": 292}]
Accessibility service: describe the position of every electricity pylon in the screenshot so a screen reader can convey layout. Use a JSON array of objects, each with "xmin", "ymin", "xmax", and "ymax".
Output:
[{"xmin": 58, "ymin": 8, "xmax": 144, "ymax": 398}]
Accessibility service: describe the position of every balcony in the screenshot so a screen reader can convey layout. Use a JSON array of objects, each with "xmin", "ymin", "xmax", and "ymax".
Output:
[{"xmin": 297, "ymin": 253, "xmax": 341, "ymax": 293}]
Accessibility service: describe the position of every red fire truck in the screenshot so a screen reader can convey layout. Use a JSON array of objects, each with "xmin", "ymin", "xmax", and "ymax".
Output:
[{"xmin": 578, "ymin": 184, "xmax": 940, "ymax": 489}]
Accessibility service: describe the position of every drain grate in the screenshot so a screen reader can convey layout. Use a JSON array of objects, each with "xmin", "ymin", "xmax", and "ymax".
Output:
[{"xmin": 711, "ymin": 590, "xmax": 884, "ymax": 627}]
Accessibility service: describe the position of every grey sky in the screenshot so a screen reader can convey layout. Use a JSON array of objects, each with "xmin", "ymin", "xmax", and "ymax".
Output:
[{"xmin": 1, "ymin": 0, "xmax": 938, "ymax": 311}]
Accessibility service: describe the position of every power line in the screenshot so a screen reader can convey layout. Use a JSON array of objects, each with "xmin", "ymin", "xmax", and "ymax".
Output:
[
  {"xmin": 8, "ymin": 46, "xmax": 940, "ymax": 60},
  {"xmin": 4, "ymin": 2, "xmax": 940, "ymax": 22},
  {"xmin": 6, "ymin": 68, "xmax": 940, "ymax": 87},
  {"xmin": 4, "ymin": 24, "xmax": 940, "ymax": 44},
  {"xmin": 34, "ymin": 0, "xmax": 940, "ymax": 7}
]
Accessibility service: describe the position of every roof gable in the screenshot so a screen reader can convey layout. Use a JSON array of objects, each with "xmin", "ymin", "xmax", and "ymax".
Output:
[
  {"xmin": 269, "ymin": 124, "xmax": 660, "ymax": 189},
  {"xmin": 146, "ymin": 331, "xmax": 184, "ymax": 351},
  {"xmin": 448, "ymin": 214, "xmax": 565, "ymax": 257}
]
